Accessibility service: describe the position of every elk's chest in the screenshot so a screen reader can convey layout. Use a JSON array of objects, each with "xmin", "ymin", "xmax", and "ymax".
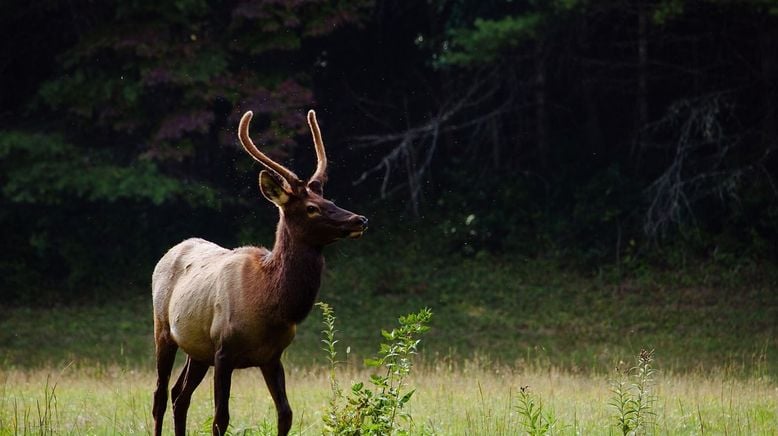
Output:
[{"xmin": 229, "ymin": 322, "xmax": 297, "ymax": 368}]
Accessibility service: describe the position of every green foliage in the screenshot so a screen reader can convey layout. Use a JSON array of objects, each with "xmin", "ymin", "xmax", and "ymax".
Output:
[
  {"xmin": 515, "ymin": 386, "xmax": 558, "ymax": 436},
  {"xmin": 653, "ymin": 0, "xmax": 778, "ymax": 23},
  {"xmin": 230, "ymin": 0, "xmax": 373, "ymax": 53},
  {"xmin": 652, "ymin": 0, "xmax": 686, "ymax": 24},
  {"xmin": 0, "ymin": 132, "xmax": 217, "ymax": 206},
  {"xmin": 0, "ymin": 0, "xmax": 373, "ymax": 296},
  {"xmin": 441, "ymin": 14, "xmax": 543, "ymax": 66},
  {"xmin": 3, "ymin": 0, "xmax": 778, "ymax": 307},
  {"xmin": 609, "ymin": 349, "xmax": 658, "ymax": 435},
  {"xmin": 0, "ymin": 129, "xmax": 222, "ymax": 296},
  {"xmin": 433, "ymin": 165, "xmax": 641, "ymax": 263},
  {"xmin": 433, "ymin": 0, "xmax": 778, "ymax": 265},
  {"xmin": 318, "ymin": 302, "xmax": 432, "ymax": 435},
  {"xmin": 318, "ymin": 301, "xmax": 344, "ymax": 431},
  {"xmin": 440, "ymin": 0, "xmax": 585, "ymax": 66}
]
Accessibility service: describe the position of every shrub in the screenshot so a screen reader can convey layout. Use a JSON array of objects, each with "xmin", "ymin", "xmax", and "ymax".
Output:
[
  {"xmin": 608, "ymin": 349, "xmax": 658, "ymax": 435},
  {"xmin": 317, "ymin": 302, "xmax": 432, "ymax": 435}
]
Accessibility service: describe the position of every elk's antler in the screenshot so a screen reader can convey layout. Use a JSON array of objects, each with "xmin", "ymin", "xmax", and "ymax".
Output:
[
  {"xmin": 238, "ymin": 111, "xmax": 301, "ymax": 186},
  {"xmin": 307, "ymin": 110, "xmax": 328, "ymax": 186}
]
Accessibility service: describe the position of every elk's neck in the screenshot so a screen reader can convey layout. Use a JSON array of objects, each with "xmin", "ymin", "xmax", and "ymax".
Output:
[{"xmin": 266, "ymin": 221, "xmax": 324, "ymax": 323}]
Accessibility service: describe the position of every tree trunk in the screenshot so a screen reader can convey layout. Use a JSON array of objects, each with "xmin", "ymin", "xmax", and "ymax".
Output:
[
  {"xmin": 761, "ymin": 22, "xmax": 776, "ymax": 149},
  {"xmin": 535, "ymin": 39, "xmax": 548, "ymax": 168},
  {"xmin": 580, "ymin": 12, "xmax": 603, "ymax": 156},
  {"xmin": 636, "ymin": 2, "xmax": 649, "ymax": 142}
]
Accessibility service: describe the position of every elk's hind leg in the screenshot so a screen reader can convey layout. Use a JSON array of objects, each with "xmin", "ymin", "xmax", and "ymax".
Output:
[
  {"xmin": 152, "ymin": 331, "xmax": 178, "ymax": 436},
  {"xmin": 171, "ymin": 356, "xmax": 209, "ymax": 436}
]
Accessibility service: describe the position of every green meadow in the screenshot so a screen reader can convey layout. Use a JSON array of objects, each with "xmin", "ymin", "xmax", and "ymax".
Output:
[
  {"xmin": 1, "ymin": 247, "xmax": 776, "ymax": 434},
  {"xmin": 2, "ymin": 364, "xmax": 776, "ymax": 434}
]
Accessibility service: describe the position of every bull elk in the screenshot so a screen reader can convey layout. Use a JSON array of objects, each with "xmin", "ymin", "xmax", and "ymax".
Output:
[{"xmin": 151, "ymin": 110, "xmax": 367, "ymax": 435}]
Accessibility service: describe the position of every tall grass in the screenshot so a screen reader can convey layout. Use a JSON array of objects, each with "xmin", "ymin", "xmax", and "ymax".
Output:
[{"xmin": 1, "ymin": 360, "xmax": 775, "ymax": 434}]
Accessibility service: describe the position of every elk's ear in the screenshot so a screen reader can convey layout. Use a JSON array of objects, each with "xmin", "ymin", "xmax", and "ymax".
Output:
[
  {"xmin": 259, "ymin": 170, "xmax": 291, "ymax": 206},
  {"xmin": 307, "ymin": 180, "xmax": 323, "ymax": 195}
]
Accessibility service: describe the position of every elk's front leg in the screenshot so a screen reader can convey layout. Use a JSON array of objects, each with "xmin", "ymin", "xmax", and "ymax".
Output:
[
  {"xmin": 213, "ymin": 348, "xmax": 234, "ymax": 435},
  {"xmin": 261, "ymin": 359, "xmax": 292, "ymax": 436}
]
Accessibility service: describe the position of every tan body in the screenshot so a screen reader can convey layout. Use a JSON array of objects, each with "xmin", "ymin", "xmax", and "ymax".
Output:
[
  {"xmin": 151, "ymin": 110, "xmax": 366, "ymax": 436},
  {"xmin": 153, "ymin": 238, "xmax": 298, "ymax": 367}
]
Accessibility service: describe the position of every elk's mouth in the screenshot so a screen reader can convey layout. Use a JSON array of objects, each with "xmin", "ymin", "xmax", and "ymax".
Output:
[
  {"xmin": 340, "ymin": 215, "xmax": 367, "ymax": 239},
  {"xmin": 342, "ymin": 224, "xmax": 367, "ymax": 239}
]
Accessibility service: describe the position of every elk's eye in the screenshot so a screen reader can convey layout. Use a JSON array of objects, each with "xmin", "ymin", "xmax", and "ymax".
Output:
[{"xmin": 306, "ymin": 205, "xmax": 319, "ymax": 215}]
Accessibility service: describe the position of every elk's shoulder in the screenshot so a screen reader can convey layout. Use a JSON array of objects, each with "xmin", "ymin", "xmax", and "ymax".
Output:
[{"xmin": 232, "ymin": 245, "xmax": 270, "ymax": 260}]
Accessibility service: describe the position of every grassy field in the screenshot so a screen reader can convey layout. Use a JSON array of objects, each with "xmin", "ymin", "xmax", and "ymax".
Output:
[
  {"xmin": 1, "ymin": 245, "xmax": 777, "ymax": 434},
  {"xmin": 1, "ymin": 363, "xmax": 776, "ymax": 434},
  {"xmin": 1, "ymin": 247, "xmax": 775, "ymax": 374}
]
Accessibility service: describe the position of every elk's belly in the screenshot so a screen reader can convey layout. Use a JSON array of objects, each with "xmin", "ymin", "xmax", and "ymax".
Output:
[
  {"xmin": 168, "ymin": 284, "xmax": 222, "ymax": 362},
  {"xmin": 168, "ymin": 288, "xmax": 298, "ymax": 365}
]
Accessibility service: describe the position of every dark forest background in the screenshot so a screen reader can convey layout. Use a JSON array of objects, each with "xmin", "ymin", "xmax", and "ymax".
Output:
[{"xmin": 1, "ymin": 0, "xmax": 777, "ymax": 304}]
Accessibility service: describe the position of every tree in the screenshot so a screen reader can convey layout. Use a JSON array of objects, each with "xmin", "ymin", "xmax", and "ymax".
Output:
[{"xmin": 0, "ymin": 0, "xmax": 372, "ymax": 300}]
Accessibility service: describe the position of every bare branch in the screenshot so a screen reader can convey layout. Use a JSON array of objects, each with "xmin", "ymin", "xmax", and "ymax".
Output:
[
  {"xmin": 350, "ymin": 71, "xmax": 508, "ymax": 214},
  {"xmin": 641, "ymin": 93, "xmax": 764, "ymax": 237}
]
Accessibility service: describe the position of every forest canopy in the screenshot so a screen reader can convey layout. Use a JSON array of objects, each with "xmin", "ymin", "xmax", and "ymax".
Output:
[{"xmin": 1, "ymin": 0, "xmax": 776, "ymax": 302}]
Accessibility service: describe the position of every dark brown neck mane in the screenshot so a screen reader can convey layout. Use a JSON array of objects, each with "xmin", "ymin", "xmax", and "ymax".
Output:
[{"xmin": 266, "ymin": 218, "xmax": 324, "ymax": 324}]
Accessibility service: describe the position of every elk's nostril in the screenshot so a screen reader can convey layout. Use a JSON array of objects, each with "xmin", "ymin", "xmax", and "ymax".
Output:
[{"xmin": 358, "ymin": 216, "xmax": 368, "ymax": 227}]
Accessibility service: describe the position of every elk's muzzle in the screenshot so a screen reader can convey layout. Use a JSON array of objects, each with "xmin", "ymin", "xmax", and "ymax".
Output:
[{"xmin": 347, "ymin": 215, "xmax": 368, "ymax": 238}]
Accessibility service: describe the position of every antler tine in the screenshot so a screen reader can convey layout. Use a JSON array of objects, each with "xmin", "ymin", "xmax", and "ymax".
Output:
[
  {"xmin": 307, "ymin": 110, "xmax": 328, "ymax": 184},
  {"xmin": 238, "ymin": 111, "xmax": 300, "ymax": 185}
]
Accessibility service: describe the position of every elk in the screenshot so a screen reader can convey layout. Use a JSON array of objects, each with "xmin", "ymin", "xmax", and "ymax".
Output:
[{"xmin": 151, "ymin": 110, "xmax": 367, "ymax": 436}]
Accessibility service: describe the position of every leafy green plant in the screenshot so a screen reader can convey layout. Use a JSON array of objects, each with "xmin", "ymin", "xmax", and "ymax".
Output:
[
  {"xmin": 608, "ymin": 349, "xmax": 658, "ymax": 435},
  {"xmin": 515, "ymin": 385, "xmax": 558, "ymax": 436},
  {"xmin": 317, "ymin": 302, "xmax": 432, "ymax": 435}
]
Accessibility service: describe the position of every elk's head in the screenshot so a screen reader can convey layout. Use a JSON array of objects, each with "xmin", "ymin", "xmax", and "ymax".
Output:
[{"xmin": 238, "ymin": 110, "xmax": 368, "ymax": 247}]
